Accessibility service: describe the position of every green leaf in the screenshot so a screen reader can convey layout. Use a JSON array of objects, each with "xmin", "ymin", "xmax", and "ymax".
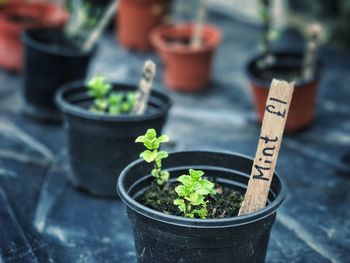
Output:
[
  {"xmin": 195, "ymin": 188, "xmax": 210, "ymax": 195},
  {"xmin": 145, "ymin": 129, "xmax": 157, "ymax": 139},
  {"xmin": 186, "ymin": 193, "xmax": 204, "ymax": 206},
  {"xmin": 189, "ymin": 169, "xmax": 204, "ymax": 180},
  {"xmin": 193, "ymin": 208, "xmax": 208, "ymax": 219},
  {"xmin": 121, "ymin": 102, "xmax": 131, "ymax": 112},
  {"xmin": 135, "ymin": 136, "xmax": 145, "ymax": 143},
  {"xmin": 160, "ymin": 170, "xmax": 169, "ymax": 182},
  {"xmin": 157, "ymin": 151, "xmax": 168, "ymax": 159},
  {"xmin": 87, "ymin": 76, "xmax": 111, "ymax": 98},
  {"xmin": 174, "ymin": 185, "xmax": 187, "ymax": 197},
  {"xmin": 108, "ymin": 105, "xmax": 121, "ymax": 115},
  {"xmin": 108, "ymin": 92, "xmax": 123, "ymax": 105},
  {"xmin": 140, "ymin": 150, "xmax": 157, "ymax": 163},
  {"xmin": 152, "ymin": 140, "xmax": 160, "ymax": 149},
  {"xmin": 94, "ymin": 98, "xmax": 108, "ymax": 112},
  {"xmin": 174, "ymin": 199, "xmax": 186, "ymax": 212},
  {"xmin": 144, "ymin": 139, "xmax": 154, "ymax": 150},
  {"xmin": 177, "ymin": 175, "xmax": 190, "ymax": 185},
  {"xmin": 157, "ymin": 135, "xmax": 169, "ymax": 143}
]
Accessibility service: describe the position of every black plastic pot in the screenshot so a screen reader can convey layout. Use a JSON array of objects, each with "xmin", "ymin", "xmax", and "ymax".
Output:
[
  {"xmin": 117, "ymin": 151, "xmax": 285, "ymax": 263},
  {"xmin": 56, "ymin": 81, "xmax": 172, "ymax": 197},
  {"xmin": 22, "ymin": 28, "xmax": 95, "ymax": 121}
]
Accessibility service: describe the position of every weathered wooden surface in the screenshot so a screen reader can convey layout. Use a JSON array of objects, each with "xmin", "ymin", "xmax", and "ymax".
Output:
[{"xmin": 0, "ymin": 11, "xmax": 349, "ymax": 263}]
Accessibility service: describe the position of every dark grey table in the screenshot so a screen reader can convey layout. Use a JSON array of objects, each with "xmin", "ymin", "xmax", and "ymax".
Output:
[{"xmin": 0, "ymin": 12, "xmax": 349, "ymax": 263}]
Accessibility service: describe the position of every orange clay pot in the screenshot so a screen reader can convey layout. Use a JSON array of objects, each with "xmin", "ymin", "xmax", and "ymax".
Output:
[
  {"xmin": 151, "ymin": 23, "xmax": 221, "ymax": 92},
  {"xmin": 246, "ymin": 52, "xmax": 321, "ymax": 133},
  {"xmin": 0, "ymin": 2, "xmax": 68, "ymax": 72},
  {"xmin": 117, "ymin": 0, "xmax": 172, "ymax": 51}
]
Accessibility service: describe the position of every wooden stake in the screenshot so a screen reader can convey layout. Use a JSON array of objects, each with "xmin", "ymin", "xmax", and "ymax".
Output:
[
  {"xmin": 82, "ymin": 0, "xmax": 118, "ymax": 52},
  {"xmin": 238, "ymin": 79, "xmax": 294, "ymax": 216},
  {"xmin": 302, "ymin": 23, "xmax": 322, "ymax": 80},
  {"xmin": 190, "ymin": 0, "xmax": 208, "ymax": 49},
  {"xmin": 132, "ymin": 60, "xmax": 157, "ymax": 115}
]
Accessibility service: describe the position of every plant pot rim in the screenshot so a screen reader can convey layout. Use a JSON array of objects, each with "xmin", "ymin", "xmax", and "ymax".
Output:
[
  {"xmin": 22, "ymin": 28, "xmax": 93, "ymax": 58},
  {"xmin": 150, "ymin": 23, "xmax": 222, "ymax": 55},
  {"xmin": 0, "ymin": 3, "xmax": 68, "ymax": 32},
  {"xmin": 56, "ymin": 80, "xmax": 172, "ymax": 123},
  {"xmin": 246, "ymin": 50, "xmax": 322, "ymax": 88},
  {"xmin": 117, "ymin": 150, "xmax": 285, "ymax": 228}
]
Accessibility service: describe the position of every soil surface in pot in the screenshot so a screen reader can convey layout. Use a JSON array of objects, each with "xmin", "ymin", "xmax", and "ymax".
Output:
[
  {"xmin": 141, "ymin": 181, "xmax": 243, "ymax": 219},
  {"xmin": 165, "ymin": 37, "xmax": 208, "ymax": 49},
  {"xmin": 8, "ymin": 14, "xmax": 37, "ymax": 24},
  {"xmin": 255, "ymin": 59, "xmax": 302, "ymax": 82},
  {"xmin": 31, "ymin": 30, "xmax": 83, "ymax": 51}
]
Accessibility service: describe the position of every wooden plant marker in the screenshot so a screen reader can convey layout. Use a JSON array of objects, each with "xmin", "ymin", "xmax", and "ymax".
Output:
[
  {"xmin": 132, "ymin": 60, "xmax": 157, "ymax": 115},
  {"xmin": 82, "ymin": 0, "xmax": 119, "ymax": 52},
  {"xmin": 239, "ymin": 79, "xmax": 294, "ymax": 216},
  {"xmin": 190, "ymin": 0, "xmax": 208, "ymax": 49},
  {"xmin": 302, "ymin": 23, "xmax": 322, "ymax": 80}
]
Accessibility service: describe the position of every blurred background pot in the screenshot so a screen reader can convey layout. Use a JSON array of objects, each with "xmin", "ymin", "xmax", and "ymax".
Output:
[
  {"xmin": 117, "ymin": 0, "xmax": 172, "ymax": 51},
  {"xmin": 56, "ymin": 81, "xmax": 172, "ymax": 197},
  {"xmin": 117, "ymin": 151, "xmax": 285, "ymax": 263},
  {"xmin": 0, "ymin": 2, "xmax": 68, "ymax": 72},
  {"xmin": 22, "ymin": 28, "xmax": 95, "ymax": 121},
  {"xmin": 246, "ymin": 51, "xmax": 321, "ymax": 133},
  {"xmin": 151, "ymin": 23, "xmax": 221, "ymax": 92}
]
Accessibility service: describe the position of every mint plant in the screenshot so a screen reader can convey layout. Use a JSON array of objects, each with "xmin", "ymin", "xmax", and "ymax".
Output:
[
  {"xmin": 87, "ymin": 76, "xmax": 136, "ymax": 115},
  {"xmin": 135, "ymin": 129, "xmax": 170, "ymax": 186},
  {"xmin": 174, "ymin": 169, "xmax": 216, "ymax": 218}
]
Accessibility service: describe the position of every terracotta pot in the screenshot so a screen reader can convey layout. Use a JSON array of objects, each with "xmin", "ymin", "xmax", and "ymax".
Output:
[
  {"xmin": 0, "ymin": 2, "xmax": 68, "ymax": 72},
  {"xmin": 151, "ymin": 23, "xmax": 221, "ymax": 92},
  {"xmin": 117, "ymin": 0, "xmax": 172, "ymax": 51},
  {"xmin": 246, "ymin": 51, "xmax": 322, "ymax": 132}
]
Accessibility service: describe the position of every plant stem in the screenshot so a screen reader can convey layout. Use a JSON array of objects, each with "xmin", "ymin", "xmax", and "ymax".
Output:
[{"xmin": 260, "ymin": 0, "xmax": 272, "ymax": 68}]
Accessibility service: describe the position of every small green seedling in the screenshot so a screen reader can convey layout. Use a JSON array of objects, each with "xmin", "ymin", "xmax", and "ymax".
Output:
[
  {"xmin": 135, "ymin": 129, "xmax": 170, "ymax": 186},
  {"xmin": 174, "ymin": 169, "xmax": 216, "ymax": 218},
  {"xmin": 87, "ymin": 76, "xmax": 136, "ymax": 115}
]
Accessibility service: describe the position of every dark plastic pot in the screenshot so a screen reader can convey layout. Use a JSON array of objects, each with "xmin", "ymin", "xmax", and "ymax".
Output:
[
  {"xmin": 246, "ymin": 51, "xmax": 321, "ymax": 132},
  {"xmin": 22, "ymin": 28, "xmax": 95, "ymax": 121},
  {"xmin": 117, "ymin": 151, "xmax": 285, "ymax": 263},
  {"xmin": 56, "ymin": 81, "xmax": 172, "ymax": 197}
]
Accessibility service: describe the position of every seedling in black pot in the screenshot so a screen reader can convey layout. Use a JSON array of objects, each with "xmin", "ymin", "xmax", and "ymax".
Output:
[
  {"xmin": 56, "ymin": 60, "xmax": 172, "ymax": 197},
  {"xmin": 117, "ymin": 79, "xmax": 294, "ymax": 262}
]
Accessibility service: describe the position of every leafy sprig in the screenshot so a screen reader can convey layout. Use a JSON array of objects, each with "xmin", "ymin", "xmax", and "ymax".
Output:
[
  {"xmin": 174, "ymin": 169, "xmax": 216, "ymax": 218},
  {"xmin": 135, "ymin": 129, "xmax": 170, "ymax": 186},
  {"xmin": 87, "ymin": 76, "xmax": 136, "ymax": 115}
]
